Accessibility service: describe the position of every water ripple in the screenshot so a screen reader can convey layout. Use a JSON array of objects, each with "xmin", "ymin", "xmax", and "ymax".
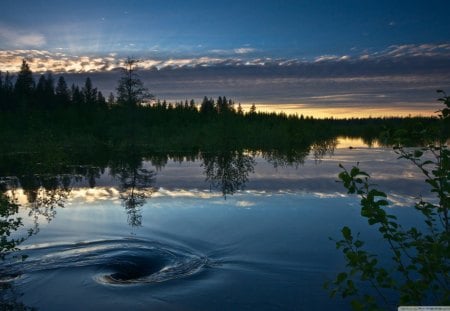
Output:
[{"xmin": 4, "ymin": 238, "xmax": 211, "ymax": 286}]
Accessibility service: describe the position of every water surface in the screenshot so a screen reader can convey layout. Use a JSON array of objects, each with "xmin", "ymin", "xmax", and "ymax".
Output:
[{"xmin": 0, "ymin": 138, "xmax": 429, "ymax": 310}]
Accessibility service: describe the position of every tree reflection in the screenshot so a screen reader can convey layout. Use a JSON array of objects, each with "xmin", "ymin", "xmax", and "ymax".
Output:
[
  {"xmin": 262, "ymin": 149, "xmax": 309, "ymax": 169},
  {"xmin": 311, "ymin": 138, "xmax": 338, "ymax": 163},
  {"xmin": 0, "ymin": 283, "xmax": 36, "ymax": 311},
  {"xmin": 201, "ymin": 150, "xmax": 255, "ymax": 197},
  {"xmin": 21, "ymin": 174, "xmax": 72, "ymax": 224},
  {"xmin": 0, "ymin": 180, "xmax": 28, "ymax": 261},
  {"xmin": 0, "ymin": 161, "xmax": 96, "ymax": 261},
  {"xmin": 0, "ymin": 178, "xmax": 51, "ymax": 310},
  {"xmin": 261, "ymin": 138, "xmax": 338, "ymax": 168},
  {"xmin": 110, "ymin": 156, "xmax": 156, "ymax": 227}
]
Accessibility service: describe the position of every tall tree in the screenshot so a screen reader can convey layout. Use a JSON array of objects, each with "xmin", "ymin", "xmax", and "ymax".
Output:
[
  {"xmin": 71, "ymin": 84, "xmax": 84, "ymax": 107},
  {"xmin": 107, "ymin": 92, "xmax": 115, "ymax": 107},
  {"xmin": 97, "ymin": 91, "xmax": 107, "ymax": 108},
  {"xmin": 0, "ymin": 72, "xmax": 4, "ymax": 110},
  {"xmin": 200, "ymin": 96, "xmax": 215, "ymax": 114},
  {"xmin": 44, "ymin": 73, "xmax": 55, "ymax": 100},
  {"xmin": 83, "ymin": 77, "xmax": 97, "ymax": 107},
  {"xmin": 35, "ymin": 75, "xmax": 47, "ymax": 108},
  {"xmin": 116, "ymin": 58, "xmax": 152, "ymax": 108},
  {"xmin": 1, "ymin": 72, "xmax": 14, "ymax": 110},
  {"xmin": 55, "ymin": 76, "xmax": 70, "ymax": 107},
  {"xmin": 14, "ymin": 59, "xmax": 34, "ymax": 108}
]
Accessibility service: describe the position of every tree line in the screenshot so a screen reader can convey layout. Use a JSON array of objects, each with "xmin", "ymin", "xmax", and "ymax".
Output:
[
  {"xmin": 0, "ymin": 58, "xmax": 250, "ymax": 115},
  {"xmin": 0, "ymin": 60, "xmax": 110, "ymax": 111},
  {"xmin": 0, "ymin": 58, "xmax": 446, "ymax": 153}
]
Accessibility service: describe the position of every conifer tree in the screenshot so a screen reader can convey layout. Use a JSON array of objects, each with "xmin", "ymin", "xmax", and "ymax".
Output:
[
  {"xmin": 55, "ymin": 76, "xmax": 70, "ymax": 107},
  {"xmin": 14, "ymin": 59, "xmax": 34, "ymax": 108},
  {"xmin": 83, "ymin": 77, "xmax": 97, "ymax": 106},
  {"xmin": 116, "ymin": 58, "xmax": 152, "ymax": 108}
]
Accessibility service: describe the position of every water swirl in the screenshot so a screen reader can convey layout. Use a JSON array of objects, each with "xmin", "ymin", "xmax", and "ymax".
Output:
[{"xmin": 3, "ymin": 238, "xmax": 211, "ymax": 286}]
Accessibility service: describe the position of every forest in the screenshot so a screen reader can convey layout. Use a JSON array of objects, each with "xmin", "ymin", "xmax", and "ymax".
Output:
[
  {"xmin": 0, "ymin": 59, "xmax": 447, "ymax": 154},
  {"xmin": 1, "ymin": 59, "xmax": 449, "ymax": 311}
]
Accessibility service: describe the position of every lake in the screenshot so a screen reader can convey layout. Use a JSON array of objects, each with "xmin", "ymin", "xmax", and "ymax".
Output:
[{"xmin": 0, "ymin": 138, "xmax": 430, "ymax": 310}]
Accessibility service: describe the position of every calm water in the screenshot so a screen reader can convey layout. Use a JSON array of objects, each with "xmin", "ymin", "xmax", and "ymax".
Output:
[{"xmin": 0, "ymin": 138, "xmax": 429, "ymax": 310}]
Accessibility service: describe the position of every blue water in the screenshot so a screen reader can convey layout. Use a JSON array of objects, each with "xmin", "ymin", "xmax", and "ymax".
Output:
[{"xmin": 1, "ymin": 142, "xmax": 429, "ymax": 310}]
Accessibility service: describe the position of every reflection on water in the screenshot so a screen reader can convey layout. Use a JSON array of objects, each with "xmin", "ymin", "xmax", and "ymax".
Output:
[
  {"xmin": 110, "ymin": 153, "xmax": 157, "ymax": 227},
  {"xmin": 0, "ymin": 137, "xmax": 428, "ymax": 310},
  {"xmin": 202, "ymin": 150, "xmax": 256, "ymax": 197}
]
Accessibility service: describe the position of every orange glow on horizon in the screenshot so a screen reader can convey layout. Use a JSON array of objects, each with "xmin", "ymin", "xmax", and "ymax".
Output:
[{"xmin": 239, "ymin": 103, "xmax": 440, "ymax": 119}]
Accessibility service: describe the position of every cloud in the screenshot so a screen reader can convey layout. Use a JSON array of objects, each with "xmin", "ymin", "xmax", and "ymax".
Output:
[
  {"xmin": 234, "ymin": 47, "xmax": 256, "ymax": 54},
  {"xmin": 314, "ymin": 55, "xmax": 339, "ymax": 62},
  {"xmin": 1, "ymin": 43, "xmax": 450, "ymax": 78},
  {"xmin": 208, "ymin": 47, "xmax": 256, "ymax": 56},
  {"xmin": 0, "ymin": 26, "xmax": 46, "ymax": 48},
  {"xmin": 382, "ymin": 43, "xmax": 450, "ymax": 58}
]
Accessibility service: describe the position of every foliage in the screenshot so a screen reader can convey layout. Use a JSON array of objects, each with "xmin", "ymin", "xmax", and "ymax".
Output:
[
  {"xmin": 0, "ymin": 185, "xmax": 36, "ymax": 261},
  {"xmin": 0, "ymin": 192, "xmax": 24, "ymax": 260},
  {"xmin": 116, "ymin": 57, "xmax": 153, "ymax": 108},
  {"xmin": 202, "ymin": 150, "xmax": 255, "ymax": 197},
  {"xmin": 326, "ymin": 92, "xmax": 450, "ymax": 310}
]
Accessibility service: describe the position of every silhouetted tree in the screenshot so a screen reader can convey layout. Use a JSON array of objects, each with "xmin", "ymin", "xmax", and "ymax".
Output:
[
  {"xmin": 44, "ymin": 73, "xmax": 55, "ymax": 108},
  {"xmin": 107, "ymin": 92, "xmax": 115, "ymax": 107},
  {"xmin": 14, "ymin": 60, "xmax": 34, "ymax": 109},
  {"xmin": 0, "ymin": 72, "xmax": 3, "ymax": 109},
  {"xmin": 71, "ymin": 84, "xmax": 84, "ymax": 106},
  {"xmin": 0, "ymin": 72, "xmax": 14, "ymax": 111},
  {"xmin": 237, "ymin": 103, "xmax": 243, "ymax": 115},
  {"xmin": 83, "ymin": 77, "xmax": 97, "ymax": 107},
  {"xmin": 35, "ymin": 75, "xmax": 47, "ymax": 108},
  {"xmin": 200, "ymin": 96, "xmax": 215, "ymax": 114},
  {"xmin": 189, "ymin": 99, "xmax": 196, "ymax": 111},
  {"xmin": 97, "ymin": 91, "xmax": 107, "ymax": 108},
  {"xmin": 55, "ymin": 76, "xmax": 70, "ymax": 107},
  {"xmin": 35, "ymin": 73, "xmax": 55, "ymax": 109},
  {"xmin": 216, "ymin": 96, "xmax": 234, "ymax": 114},
  {"xmin": 116, "ymin": 58, "xmax": 152, "ymax": 108}
]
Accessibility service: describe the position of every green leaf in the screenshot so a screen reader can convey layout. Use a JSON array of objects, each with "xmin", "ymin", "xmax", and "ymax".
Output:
[
  {"xmin": 350, "ymin": 167, "xmax": 360, "ymax": 177},
  {"xmin": 342, "ymin": 226, "xmax": 352, "ymax": 240},
  {"xmin": 354, "ymin": 240, "xmax": 364, "ymax": 248},
  {"xmin": 336, "ymin": 272, "xmax": 347, "ymax": 283}
]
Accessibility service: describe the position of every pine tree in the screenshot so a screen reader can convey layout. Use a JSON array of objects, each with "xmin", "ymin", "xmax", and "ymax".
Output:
[
  {"xmin": 55, "ymin": 76, "xmax": 70, "ymax": 107},
  {"xmin": 116, "ymin": 58, "xmax": 152, "ymax": 108},
  {"xmin": 71, "ymin": 84, "xmax": 84, "ymax": 106},
  {"xmin": 2, "ymin": 72, "xmax": 14, "ymax": 110},
  {"xmin": 14, "ymin": 59, "xmax": 34, "ymax": 109},
  {"xmin": 83, "ymin": 77, "xmax": 97, "ymax": 106},
  {"xmin": 107, "ymin": 92, "xmax": 115, "ymax": 107},
  {"xmin": 35, "ymin": 75, "xmax": 47, "ymax": 108},
  {"xmin": 97, "ymin": 91, "xmax": 107, "ymax": 108},
  {"xmin": 200, "ymin": 96, "xmax": 215, "ymax": 114},
  {"xmin": 0, "ymin": 72, "xmax": 4, "ymax": 110},
  {"xmin": 44, "ymin": 73, "xmax": 55, "ymax": 100},
  {"xmin": 237, "ymin": 103, "xmax": 243, "ymax": 115}
]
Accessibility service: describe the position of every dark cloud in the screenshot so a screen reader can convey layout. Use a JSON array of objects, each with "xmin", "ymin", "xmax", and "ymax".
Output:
[{"xmin": 2, "ymin": 44, "xmax": 450, "ymax": 115}]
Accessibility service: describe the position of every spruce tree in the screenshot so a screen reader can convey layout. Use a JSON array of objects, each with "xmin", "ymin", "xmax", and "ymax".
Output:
[
  {"xmin": 116, "ymin": 58, "xmax": 152, "ymax": 108},
  {"xmin": 14, "ymin": 59, "xmax": 34, "ymax": 109},
  {"xmin": 55, "ymin": 76, "xmax": 70, "ymax": 107}
]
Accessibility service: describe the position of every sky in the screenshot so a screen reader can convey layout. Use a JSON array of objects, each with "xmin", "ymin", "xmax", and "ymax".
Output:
[{"xmin": 1, "ymin": 0, "xmax": 450, "ymax": 117}]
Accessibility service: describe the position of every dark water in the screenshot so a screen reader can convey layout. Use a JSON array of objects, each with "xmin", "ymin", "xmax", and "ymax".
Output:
[{"xmin": 0, "ymin": 138, "xmax": 429, "ymax": 310}]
